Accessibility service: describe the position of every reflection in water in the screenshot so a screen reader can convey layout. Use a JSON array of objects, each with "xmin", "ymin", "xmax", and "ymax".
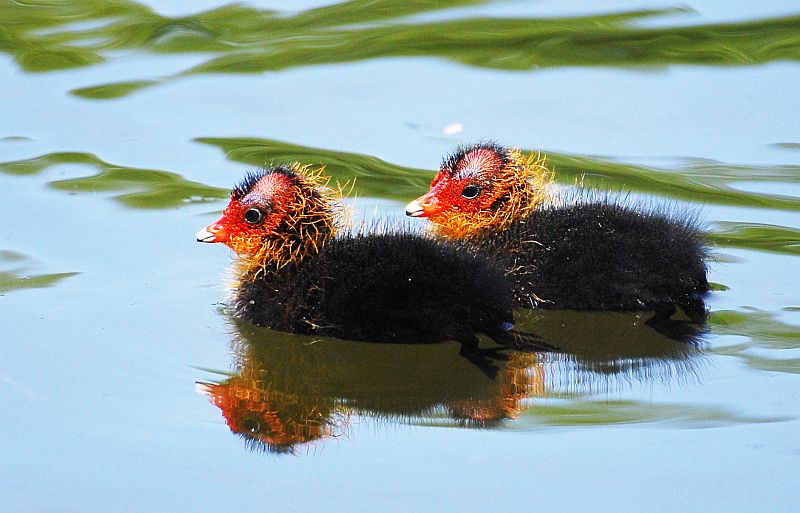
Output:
[
  {"xmin": 198, "ymin": 318, "xmax": 548, "ymax": 453},
  {"xmin": 0, "ymin": 152, "xmax": 227, "ymax": 209},
  {"xmin": 196, "ymin": 377, "xmax": 346, "ymax": 454},
  {"xmin": 197, "ymin": 136, "xmax": 800, "ymax": 211},
  {"xmin": 0, "ymin": 250, "xmax": 79, "ymax": 293},
  {"xmin": 2, "ymin": 1, "xmax": 798, "ymax": 98},
  {"xmin": 514, "ymin": 310, "xmax": 707, "ymax": 393},
  {"xmin": 198, "ymin": 312, "xmax": 706, "ymax": 454},
  {"xmin": 710, "ymin": 309, "xmax": 800, "ymax": 375}
]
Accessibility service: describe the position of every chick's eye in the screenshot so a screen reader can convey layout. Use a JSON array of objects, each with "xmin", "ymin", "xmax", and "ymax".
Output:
[
  {"xmin": 244, "ymin": 208, "xmax": 263, "ymax": 224},
  {"xmin": 242, "ymin": 417, "xmax": 261, "ymax": 434},
  {"xmin": 461, "ymin": 184, "xmax": 481, "ymax": 199}
]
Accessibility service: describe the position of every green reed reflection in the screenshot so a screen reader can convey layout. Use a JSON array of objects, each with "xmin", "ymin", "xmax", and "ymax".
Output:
[
  {"xmin": 710, "ymin": 309, "xmax": 800, "ymax": 375},
  {"xmin": 197, "ymin": 136, "xmax": 800, "ymax": 209},
  {"xmin": 548, "ymin": 155, "xmax": 800, "ymax": 212},
  {"xmin": 707, "ymin": 222, "xmax": 800, "ymax": 256},
  {"xmin": 712, "ymin": 308, "xmax": 800, "ymax": 347},
  {"xmin": 195, "ymin": 136, "xmax": 431, "ymax": 200},
  {"xmin": 509, "ymin": 399, "xmax": 787, "ymax": 429},
  {"xmin": 2, "ymin": 1, "xmax": 799, "ymax": 99},
  {"xmin": 0, "ymin": 250, "xmax": 79, "ymax": 293},
  {"xmin": 0, "ymin": 151, "xmax": 227, "ymax": 208},
  {"xmin": 72, "ymin": 80, "xmax": 158, "ymax": 100}
]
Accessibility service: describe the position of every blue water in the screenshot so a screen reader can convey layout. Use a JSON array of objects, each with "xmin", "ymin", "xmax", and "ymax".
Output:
[{"xmin": 1, "ymin": 1, "xmax": 799, "ymax": 512}]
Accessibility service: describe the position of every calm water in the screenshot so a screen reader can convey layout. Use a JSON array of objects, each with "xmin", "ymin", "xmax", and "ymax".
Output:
[{"xmin": 2, "ymin": 1, "xmax": 799, "ymax": 511}]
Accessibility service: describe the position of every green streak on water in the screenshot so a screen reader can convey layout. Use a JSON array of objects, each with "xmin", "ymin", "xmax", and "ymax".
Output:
[
  {"xmin": 418, "ymin": 399, "xmax": 789, "ymax": 428},
  {"xmin": 773, "ymin": 143, "xmax": 800, "ymax": 151},
  {"xmin": 0, "ymin": 250, "xmax": 79, "ymax": 293},
  {"xmin": 517, "ymin": 399, "xmax": 789, "ymax": 428},
  {"xmin": 545, "ymin": 153, "xmax": 800, "ymax": 212},
  {"xmin": 710, "ymin": 309, "xmax": 800, "ymax": 375},
  {"xmin": 711, "ymin": 309, "xmax": 800, "ymax": 348},
  {"xmin": 707, "ymin": 222, "xmax": 800, "ymax": 256},
  {"xmin": 2, "ymin": 1, "xmax": 799, "ymax": 98},
  {"xmin": 71, "ymin": 80, "xmax": 160, "ymax": 100},
  {"xmin": 197, "ymin": 136, "xmax": 800, "ymax": 211},
  {"xmin": 0, "ymin": 152, "xmax": 227, "ymax": 208},
  {"xmin": 0, "ymin": 151, "xmax": 101, "ymax": 176},
  {"xmin": 195, "ymin": 136, "xmax": 432, "ymax": 200}
]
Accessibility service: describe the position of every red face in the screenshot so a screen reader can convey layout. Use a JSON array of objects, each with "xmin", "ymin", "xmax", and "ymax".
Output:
[
  {"xmin": 406, "ymin": 144, "xmax": 553, "ymax": 238},
  {"xmin": 196, "ymin": 379, "xmax": 332, "ymax": 453},
  {"xmin": 197, "ymin": 172, "xmax": 296, "ymax": 256},
  {"xmin": 406, "ymin": 146, "xmax": 508, "ymax": 220}
]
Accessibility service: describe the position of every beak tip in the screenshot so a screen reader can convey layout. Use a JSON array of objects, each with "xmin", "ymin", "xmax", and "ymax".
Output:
[
  {"xmin": 196, "ymin": 228, "xmax": 221, "ymax": 243},
  {"xmin": 404, "ymin": 200, "xmax": 426, "ymax": 218},
  {"xmin": 195, "ymin": 382, "xmax": 214, "ymax": 396}
]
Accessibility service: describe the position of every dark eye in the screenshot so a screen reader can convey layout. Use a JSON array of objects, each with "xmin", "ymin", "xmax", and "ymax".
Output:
[
  {"xmin": 244, "ymin": 208, "xmax": 263, "ymax": 224},
  {"xmin": 461, "ymin": 184, "xmax": 481, "ymax": 199},
  {"xmin": 242, "ymin": 417, "xmax": 262, "ymax": 434}
]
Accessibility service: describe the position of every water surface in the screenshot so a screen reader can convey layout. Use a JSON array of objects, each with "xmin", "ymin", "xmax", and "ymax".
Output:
[{"xmin": 1, "ymin": 1, "xmax": 798, "ymax": 512}]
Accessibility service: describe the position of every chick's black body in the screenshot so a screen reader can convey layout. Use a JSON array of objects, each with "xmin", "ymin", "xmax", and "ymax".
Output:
[
  {"xmin": 234, "ymin": 230, "xmax": 515, "ymax": 345},
  {"xmin": 484, "ymin": 199, "xmax": 709, "ymax": 320}
]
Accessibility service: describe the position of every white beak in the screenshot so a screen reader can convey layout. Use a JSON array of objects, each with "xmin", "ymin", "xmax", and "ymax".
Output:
[
  {"xmin": 195, "ymin": 382, "xmax": 213, "ymax": 396},
  {"xmin": 196, "ymin": 228, "xmax": 217, "ymax": 242},
  {"xmin": 405, "ymin": 199, "xmax": 424, "ymax": 217}
]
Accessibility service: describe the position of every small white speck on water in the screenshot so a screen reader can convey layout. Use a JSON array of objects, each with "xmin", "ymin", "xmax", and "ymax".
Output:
[{"xmin": 443, "ymin": 123, "xmax": 463, "ymax": 135}]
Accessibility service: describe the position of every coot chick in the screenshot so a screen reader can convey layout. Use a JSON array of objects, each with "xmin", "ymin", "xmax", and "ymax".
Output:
[
  {"xmin": 405, "ymin": 143, "xmax": 709, "ymax": 322},
  {"xmin": 197, "ymin": 164, "xmax": 521, "ymax": 366}
]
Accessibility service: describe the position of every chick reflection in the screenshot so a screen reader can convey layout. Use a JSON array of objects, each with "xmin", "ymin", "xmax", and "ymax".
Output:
[
  {"xmin": 197, "ymin": 319, "xmax": 548, "ymax": 454},
  {"xmin": 198, "ymin": 312, "xmax": 705, "ymax": 453},
  {"xmin": 514, "ymin": 309, "xmax": 707, "ymax": 392},
  {"xmin": 196, "ymin": 377, "xmax": 345, "ymax": 454}
]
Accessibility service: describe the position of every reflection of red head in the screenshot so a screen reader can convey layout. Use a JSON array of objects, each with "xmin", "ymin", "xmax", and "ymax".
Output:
[
  {"xmin": 197, "ymin": 378, "xmax": 338, "ymax": 453},
  {"xmin": 448, "ymin": 352, "xmax": 546, "ymax": 425}
]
